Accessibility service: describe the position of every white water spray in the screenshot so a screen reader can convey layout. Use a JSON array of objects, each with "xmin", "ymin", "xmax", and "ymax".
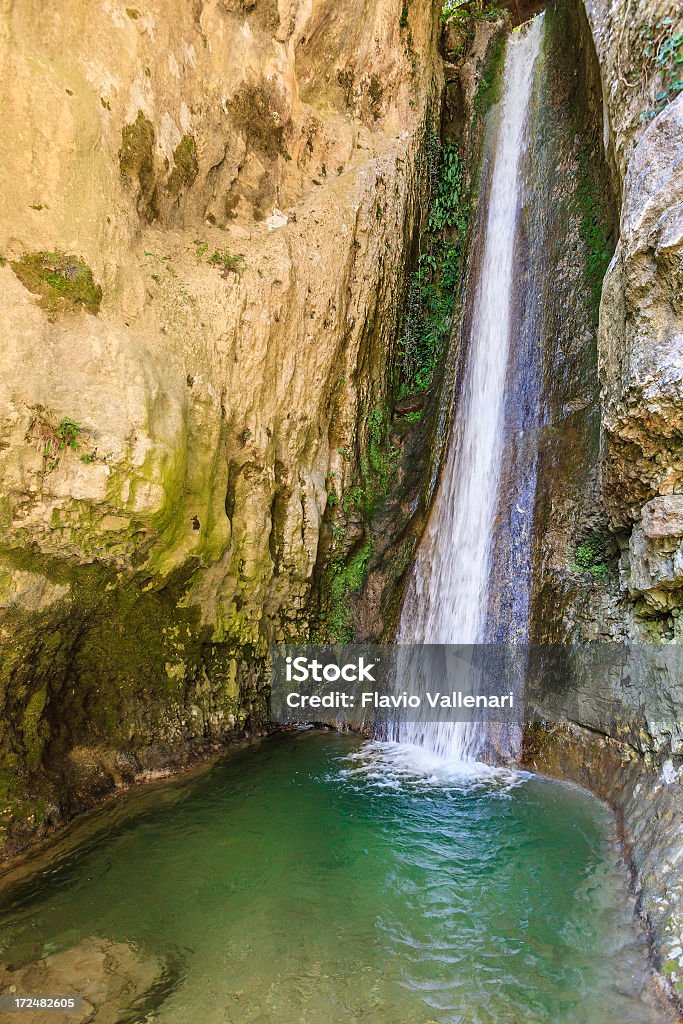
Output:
[{"xmin": 394, "ymin": 18, "xmax": 544, "ymax": 762}]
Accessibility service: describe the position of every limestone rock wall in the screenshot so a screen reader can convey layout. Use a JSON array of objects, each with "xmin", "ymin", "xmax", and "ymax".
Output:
[
  {"xmin": 0, "ymin": 0, "xmax": 442, "ymax": 851},
  {"xmin": 526, "ymin": 0, "xmax": 683, "ymax": 1002},
  {"xmin": 584, "ymin": 0, "xmax": 683, "ymax": 621}
]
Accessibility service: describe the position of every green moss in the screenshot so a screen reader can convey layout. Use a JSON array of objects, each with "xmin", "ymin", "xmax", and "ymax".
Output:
[
  {"xmin": 0, "ymin": 544, "xmax": 263, "ymax": 844},
  {"xmin": 11, "ymin": 251, "xmax": 102, "ymax": 317},
  {"xmin": 548, "ymin": 0, "xmax": 616, "ymax": 323},
  {"xmin": 168, "ymin": 135, "xmax": 198, "ymax": 197},
  {"xmin": 22, "ymin": 687, "xmax": 47, "ymax": 772},
  {"xmin": 316, "ymin": 405, "xmax": 399, "ymax": 639},
  {"xmin": 318, "ymin": 538, "xmax": 374, "ymax": 642},
  {"xmin": 228, "ymin": 82, "xmax": 288, "ymax": 160},
  {"xmin": 575, "ymin": 145, "xmax": 613, "ymax": 319},
  {"xmin": 474, "ymin": 34, "xmax": 507, "ymax": 116},
  {"xmin": 119, "ymin": 110, "xmax": 157, "ymax": 222},
  {"xmin": 362, "ymin": 407, "xmax": 399, "ymax": 512},
  {"xmin": 398, "ymin": 0, "xmax": 417, "ymax": 73}
]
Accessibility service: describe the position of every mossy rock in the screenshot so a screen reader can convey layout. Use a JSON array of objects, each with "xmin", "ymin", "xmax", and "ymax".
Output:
[
  {"xmin": 317, "ymin": 537, "xmax": 373, "ymax": 642},
  {"xmin": 228, "ymin": 81, "xmax": 289, "ymax": 161},
  {"xmin": 11, "ymin": 252, "xmax": 102, "ymax": 317},
  {"xmin": 119, "ymin": 110, "xmax": 157, "ymax": 222},
  {"xmin": 474, "ymin": 34, "xmax": 507, "ymax": 116},
  {"xmin": 22, "ymin": 687, "xmax": 47, "ymax": 772},
  {"xmin": 168, "ymin": 135, "xmax": 198, "ymax": 198}
]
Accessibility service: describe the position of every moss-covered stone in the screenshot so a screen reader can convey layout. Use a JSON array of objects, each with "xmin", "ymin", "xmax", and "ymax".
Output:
[
  {"xmin": 228, "ymin": 82, "xmax": 289, "ymax": 161},
  {"xmin": 0, "ymin": 542, "xmax": 271, "ymax": 856},
  {"xmin": 316, "ymin": 537, "xmax": 373, "ymax": 642},
  {"xmin": 22, "ymin": 687, "xmax": 47, "ymax": 772},
  {"xmin": 167, "ymin": 135, "xmax": 198, "ymax": 198},
  {"xmin": 474, "ymin": 34, "xmax": 507, "ymax": 116},
  {"xmin": 119, "ymin": 110, "xmax": 157, "ymax": 222},
  {"xmin": 10, "ymin": 252, "xmax": 102, "ymax": 317}
]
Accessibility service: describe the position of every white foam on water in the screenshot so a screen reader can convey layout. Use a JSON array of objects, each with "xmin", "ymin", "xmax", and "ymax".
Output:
[{"xmin": 340, "ymin": 740, "xmax": 530, "ymax": 795}]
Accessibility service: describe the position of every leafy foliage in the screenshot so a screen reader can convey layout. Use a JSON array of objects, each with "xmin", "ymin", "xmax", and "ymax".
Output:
[
  {"xmin": 208, "ymin": 249, "xmax": 245, "ymax": 275},
  {"xmin": 442, "ymin": 0, "xmax": 506, "ymax": 25},
  {"xmin": 639, "ymin": 10, "xmax": 683, "ymax": 118},
  {"xmin": 30, "ymin": 411, "xmax": 98, "ymax": 472},
  {"xmin": 399, "ymin": 137, "xmax": 469, "ymax": 393},
  {"xmin": 571, "ymin": 533, "xmax": 610, "ymax": 582},
  {"xmin": 55, "ymin": 418, "xmax": 83, "ymax": 451}
]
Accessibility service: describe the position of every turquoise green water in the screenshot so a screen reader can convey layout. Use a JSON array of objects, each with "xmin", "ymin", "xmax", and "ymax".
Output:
[{"xmin": 0, "ymin": 732, "xmax": 667, "ymax": 1023}]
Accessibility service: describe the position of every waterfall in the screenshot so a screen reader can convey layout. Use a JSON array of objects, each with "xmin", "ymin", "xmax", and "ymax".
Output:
[{"xmin": 393, "ymin": 18, "xmax": 544, "ymax": 761}]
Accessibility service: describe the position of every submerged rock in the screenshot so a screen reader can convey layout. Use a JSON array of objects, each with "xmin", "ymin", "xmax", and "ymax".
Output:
[{"xmin": 0, "ymin": 938, "xmax": 166, "ymax": 1023}]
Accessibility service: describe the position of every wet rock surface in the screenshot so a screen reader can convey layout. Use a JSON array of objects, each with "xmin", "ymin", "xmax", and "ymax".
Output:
[
  {"xmin": 523, "ymin": 723, "xmax": 683, "ymax": 1013},
  {"xmin": 527, "ymin": 0, "xmax": 683, "ymax": 1008}
]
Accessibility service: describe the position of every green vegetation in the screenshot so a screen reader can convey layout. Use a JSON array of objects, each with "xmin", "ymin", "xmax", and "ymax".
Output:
[
  {"xmin": 11, "ymin": 251, "xmax": 102, "ymax": 317},
  {"xmin": 30, "ymin": 410, "xmax": 97, "ymax": 471},
  {"xmin": 571, "ymin": 533, "xmax": 610, "ymax": 581},
  {"xmin": 399, "ymin": 136, "xmax": 468, "ymax": 393},
  {"xmin": 362, "ymin": 407, "xmax": 400, "ymax": 508},
  {"xmin": 208, "ymin": 249, "xmax": 245, "ymax": 275},
  {"xmin": 319, "ymin": 539, "xmax": 373, "ymax": 643},
  {"xmin": 54, "ymin": 418, "xmax": 83, "ymax": 450},
  {"xmin": 399, "ymin": 0, "xmax": 417, "ymax": 72},
  {"xmin": 318, "ymin": 408, "xmax": 398, "ymax": 641},
  {"xmin": 22, "ymin": 688, "xmax": 47, "ymax": 772},
  {"xmin": 319, "ymin": 8, "xmax": 507, "ymax": 638},
  {"xmin": 442, "ymin": 0, "xmax": 506, "ymax": 25},
  {"xmin": 639, "ymin": 13, "xmax": 683, "ymax": 117}
]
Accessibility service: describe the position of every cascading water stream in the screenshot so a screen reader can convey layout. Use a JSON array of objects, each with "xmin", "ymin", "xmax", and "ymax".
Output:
[{"xmin": 392, "ymin": 18, "xmax": 544, "ymax": 762}]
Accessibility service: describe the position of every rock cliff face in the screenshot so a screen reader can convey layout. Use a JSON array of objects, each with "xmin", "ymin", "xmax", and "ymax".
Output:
[
  {"xmin": 587, "ymin": 0, "xmax": 683, "ymax": 622},
  {"xmin": 0, "ymin": 0, "xmax": 442, "ymax": 850},
  {"xmin": 526, "ymin": 0, "xmax": 683, "ymax": 1002}
]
